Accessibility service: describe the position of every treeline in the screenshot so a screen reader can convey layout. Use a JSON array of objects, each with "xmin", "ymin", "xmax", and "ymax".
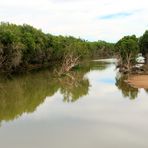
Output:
[{"xmin": 0, "ymin": 22, "xmax": 114, "ymax": 73}]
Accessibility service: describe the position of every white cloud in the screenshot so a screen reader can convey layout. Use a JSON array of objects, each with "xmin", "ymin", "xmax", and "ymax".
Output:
[{"xmin": 0, "ymin": 0, "xmax": 148, "ymax": 42}]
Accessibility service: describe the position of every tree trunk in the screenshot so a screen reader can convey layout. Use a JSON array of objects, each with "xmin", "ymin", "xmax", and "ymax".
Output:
[{"xmin": 55, "ymin": 53, "xmax": 80, "ymax": 76}]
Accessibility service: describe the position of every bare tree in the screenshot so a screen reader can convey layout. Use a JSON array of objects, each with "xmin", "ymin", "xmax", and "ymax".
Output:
[{"xmin": 55, "ymin": 52, "xmax": 80, "ymax": 76}]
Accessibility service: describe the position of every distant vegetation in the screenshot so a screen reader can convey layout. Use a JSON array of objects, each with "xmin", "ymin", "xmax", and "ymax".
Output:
[{"xmin": 0, "ymin": 22, "xmax": 114, "ymax": 74}]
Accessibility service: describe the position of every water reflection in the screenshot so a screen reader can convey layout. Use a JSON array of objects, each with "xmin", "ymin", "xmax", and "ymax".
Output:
[
  {"xmin": 145, "ymin": 89, "xmax": 148, "ymax": 94},
  {"xmin": 115, "ymin": 73, "xmax": 139, "ymax": 100},
  {"xmin": 58, "ymin": 72, "xmax": 89, "ymax": 102},
  {"xmin": 0, "ymin": 60, "xmax": 110, "ymax": 123},
  {"xmin": 1, "ymin": 59, "xmax": 143, "ymax": 123},
  {"xmin": 1, "ymin": 59, "xmax": 148, "ymax": 148},
  {"xmin": 59, "ymin": 61, "xmax": 110, "ymax": 102},
  {"xmin": 0, "ymin": 71, "xmax": 58, "ymax": 122}
]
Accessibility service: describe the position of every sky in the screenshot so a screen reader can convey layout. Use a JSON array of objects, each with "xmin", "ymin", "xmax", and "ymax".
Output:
[{"xmin": 0, "ymin": 0, "xmax": 148, "ymax": 42}]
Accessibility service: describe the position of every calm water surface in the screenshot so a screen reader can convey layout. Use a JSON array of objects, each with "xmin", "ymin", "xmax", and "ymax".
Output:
[{"xmin": 0, "ymin": 59, "xmax": 148, "ymax": 148}]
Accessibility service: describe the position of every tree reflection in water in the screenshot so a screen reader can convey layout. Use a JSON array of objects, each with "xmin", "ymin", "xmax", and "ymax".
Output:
[
  {"xmin": 55, "ymin": 60, "xmax": 109, "ymax": 102},
  {"xmin": 115, "ymin": 73, "xmax": 139, "ymax": 100},
  {"xmin": 58, "ymin": 71, "xmax": 89, "ymax": 102},
  {"xmin": 145, "ymin": 89, "xmax": 148, "ymax": 94},
  {"xmin": 0, "ymin": 71, "xmax": 59, "ymax": 123},
  {"xmin": 0, "ymin": 60, "xmax": 110, "ymax": 123}
]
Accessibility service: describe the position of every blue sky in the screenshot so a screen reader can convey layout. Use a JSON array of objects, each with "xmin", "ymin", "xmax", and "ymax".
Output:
[
  {"xmin": 100, "ymin": 12, "xmax": 133, "ymax": 20},
  {"xmin": 0, "ymin": 0, "xmax": 147, "ymax": 42}
]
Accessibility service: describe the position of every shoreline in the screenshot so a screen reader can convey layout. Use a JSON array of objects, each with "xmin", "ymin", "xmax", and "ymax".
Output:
[{"xmin": 127, "ymin": 75, "xmax": 148, "ymax": 89}]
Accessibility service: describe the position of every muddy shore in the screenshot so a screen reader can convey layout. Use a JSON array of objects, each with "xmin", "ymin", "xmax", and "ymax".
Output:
[{"xmin": 127, "ymin": 75, "xmax": 148, "ymax": 89}]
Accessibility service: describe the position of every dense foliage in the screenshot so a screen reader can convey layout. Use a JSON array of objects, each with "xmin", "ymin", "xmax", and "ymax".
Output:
[
  {"xmin": 0, "ymin": 23, "xmax": 52, "ymax": 72},
  {"xmin": 0, "ymin": 22, "xmax": 115, "ymax": 73},
  {"xmin": 115, "ymin": 35, "xmax": 139, "ymax": 71},
  {"xmin": 88, "ymin": 40, "xmax": 115, "ymax": 58},
  {"xmin": 139, "ymin": 30, "xmax": 148, "ymax": 64}
]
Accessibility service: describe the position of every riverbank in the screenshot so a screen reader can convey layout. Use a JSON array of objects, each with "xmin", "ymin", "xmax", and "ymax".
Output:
[{"xmin": 127, "ymin": 75, "xmax": 148, "ymax": 88}]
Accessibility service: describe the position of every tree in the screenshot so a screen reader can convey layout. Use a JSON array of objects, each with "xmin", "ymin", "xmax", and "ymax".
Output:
[
  {"xmin": 115, "ymin": 35, "xmax": 139, "ymax": 72},
  {"xmin": 0, "ymin": 23, "xmax": 23, "ymax": 72},
  {"xmin": 139, "ymin": 30, "xmax": 148, "ymax": 64},
  {"xmin": 88, "ymin": 41, "xmax": 115, "ymax": 58}
]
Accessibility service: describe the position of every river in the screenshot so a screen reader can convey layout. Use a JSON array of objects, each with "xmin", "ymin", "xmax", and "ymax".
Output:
[{"xmin": 0, "ymin": 59, "xmax": 148, "ymax": 148}]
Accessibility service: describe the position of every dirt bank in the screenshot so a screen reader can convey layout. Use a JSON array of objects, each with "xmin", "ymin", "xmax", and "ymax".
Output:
[{"xmin": 127, "ymin": 75, "xmax": 148, "ymax": 88}]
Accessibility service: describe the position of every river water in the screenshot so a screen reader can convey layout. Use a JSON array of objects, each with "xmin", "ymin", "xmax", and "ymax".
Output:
[{"xmin": 0, "ymin": 59, "xmax": 148, "ymax": 148}]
